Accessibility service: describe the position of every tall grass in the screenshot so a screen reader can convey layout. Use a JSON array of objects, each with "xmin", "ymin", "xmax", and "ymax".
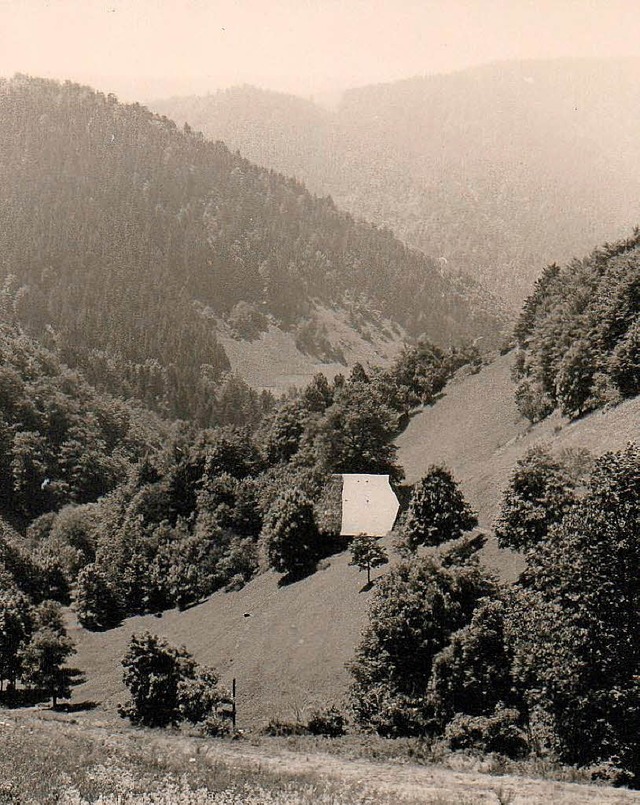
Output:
[
  {"xmin": 261, "ymin": 733, "xmax": 592, "ymax": 785},
  {"xmin": 0, "ymin": 714, "xmax": 427, "ymax": 805}
]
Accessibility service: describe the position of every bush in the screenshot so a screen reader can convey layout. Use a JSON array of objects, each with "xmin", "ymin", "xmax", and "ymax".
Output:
[
  {"xmin": 294, "ymin": 317, "xmax": 344, "ymax": 363},
  {"xmin": 588, "ymin": 758, "xmax": 636, "ymax": 788},
  {"xmin": 224, "ymin": 573, "xmax": 246, "ymax": 592},
  {"xmin": 307, "ymin": 706, "xmax": 347, "ymax": 737},
  {"xmin": 201, "ymin": 711, "xmax": 232, "ymax": 737},
  {"xmin": 215, "ymin": 537, "xmax": 258, "ymax": 589},
  {"xmin": 588, "ymin": 371, "xmax": 622, "ymax": 410},
  {"xmin": 119, "ymin": 632, "xmax": 196, "ymax": 727},
  {"xmin": 444, "ymin": 707, "xmax": 528, "ymax": 758},
  {"xmin": 178, "ymin": 666, "xmax": 229, "ymax": 725},
  {"xmin": 119, "ymin": 632, "xmax": 230, "ymax": 732},
  {"xmin": 261, "ymin": 718, "xmax": 309, "ymax": 736}
]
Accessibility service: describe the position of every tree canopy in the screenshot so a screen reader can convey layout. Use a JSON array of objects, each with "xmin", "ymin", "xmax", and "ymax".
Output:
[
  {"xmin": 513, "ymin": 231, "xmax": 640, "ymax": 421},
  {"xmin": 400, "ymin": 466, "xmax": 478, "ymax": 551}
]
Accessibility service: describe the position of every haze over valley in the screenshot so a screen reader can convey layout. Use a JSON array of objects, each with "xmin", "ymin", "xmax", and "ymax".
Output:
[{"xmin": 155, "ymin": 58, "xmax": 640, "ymax": 306}]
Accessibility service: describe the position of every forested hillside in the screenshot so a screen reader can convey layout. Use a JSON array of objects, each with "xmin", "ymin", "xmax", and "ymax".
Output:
[
  {"xmin": 513, "ymin": 230, "xmax": 640, "ymax": 421},
  {"xmin": 0, "ymin": 278, "xmax": 473, "ymax": 628},
  {"xmin": 68, "ymin": 352, "xmax": 640, "ymax": 738},
  {"xmin": 155, "ymin": 59, "xmax": 640, "ymax": 305},
  {"xmin": 0, "ymin": 311, "xmax": 168, "ymax": 613},
  {"xmin": 0, "ymin": 75, "xmax": 501, "ymax": 424}
]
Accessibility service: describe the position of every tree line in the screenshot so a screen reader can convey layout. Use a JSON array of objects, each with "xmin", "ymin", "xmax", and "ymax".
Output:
[
  {"xmin": 0, "ymin": 307, "xmax": 476, "ymax": 634},
  {"xmin": 109, "ymin": 440, "xmax": 640, "ymax": 788},
  {"xmin": 513, "ymin": 230, "xmax": 640, "ymax": 421},
  {"xmin": 2, "ymin": 290, "xmax": 640, "ymax": 787}
]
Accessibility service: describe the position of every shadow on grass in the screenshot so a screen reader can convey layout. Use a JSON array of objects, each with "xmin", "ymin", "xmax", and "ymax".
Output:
[
  {"xmin": 64, "ymin": 667, "xmax": 87, "ymax": 687},
  {"xmin": 0, "ymin": 667, "xmax": 88, "ymax": 710},
  {"xmin": 277, "ymin": 567, "xmax": 316, "ymax": 587},
  {"xmin": 277, "ymin": 533, "xmax": 350, "ymax": 588},
  {"xmin": 0, "ymin": 688, "xmax": 45, "ymax": 708},
  {"xmin": 56, "ymin": 700, "xmax": 98, "ymax": 713}
]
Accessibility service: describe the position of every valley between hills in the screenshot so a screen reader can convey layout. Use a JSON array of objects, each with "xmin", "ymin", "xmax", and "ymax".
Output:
[
  {"xmin": 0, "ymin": 67, "xmax": 639, "ymax": 803},
  {"xmin": 67, "ymin": 353, "xmax": 640, "ymax": 728}
]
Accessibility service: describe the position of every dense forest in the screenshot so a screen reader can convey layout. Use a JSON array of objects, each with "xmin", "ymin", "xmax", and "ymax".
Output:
[
  {"xmin": 512, "ymin": 230, "xmax": 640, "ymax": 421},
  {"xmin": 0, "ymin": 75, "xmax": 502, "ymax": 424},
  {"xmin": 155, "ymin": 59, "xmax": 640, "ymax": 305}
]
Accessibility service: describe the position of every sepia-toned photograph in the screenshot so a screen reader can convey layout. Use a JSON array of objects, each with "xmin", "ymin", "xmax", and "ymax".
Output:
[{"xmin": 0, "ymin": 1, "xmax": 639, "ymax": 802}]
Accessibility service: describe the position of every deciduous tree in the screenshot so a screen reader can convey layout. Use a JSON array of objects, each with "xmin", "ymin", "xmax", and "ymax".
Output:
[
  {"xmin": 401, "ymin": 466, "xmax": 477, "ymax": 551},
  {"xmin": 349, "ymin": 552, "xmax": 496, "ymax": 736},
  {"xmin": 20, "ymin": 626, "xmax": 75, "ymax": 707},
  {"xmin": 495, "ymin": 446, "xmax": 576, "ymax": 552},
  {"xmin": 119, "ymin": 632, "xmax": 196, "ymax": 727},
  {"xmin": 262, "ymin": 487, "xmax": 321, "ymax": 579},
  {"xmin": 348, "ymin": 536, "xmax": 388, "ymax": 586}
]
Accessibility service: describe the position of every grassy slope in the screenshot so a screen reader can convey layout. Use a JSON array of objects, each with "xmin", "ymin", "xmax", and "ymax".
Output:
[
  {"xmin": 400, "ymin": 352, "xmax": 640, "ymax": 514},
  {"xmin": 70, "ymin": 353, "xmax": 640, "ymax": 726},
  {"xmin": 397, "ymin": 352, "xmax": 640, "ymax": 574},
  {"xmin": 217, "ymin": 305, "xmax": 405, "ymax": 393},
  {"xmin": 69, "ymin": 549, "xmax": 377, "ymax": 728}
]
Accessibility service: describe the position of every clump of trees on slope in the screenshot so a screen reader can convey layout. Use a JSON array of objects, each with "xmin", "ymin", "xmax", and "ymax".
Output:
[
  {"xmin": 118, "ymin": 632, "xmax": 230, "ymax": 734},
  {"xmin": 4, "ymin": 286, "xmax": 639, "ymax": 789},
  {"xmin": 513, "ymin": 230, "xmax": 640, "ymax": 421},
  {"xmin": 0, "ymin": 306, "xmax": 163, "ymax": 528},
  {"xmin": 0, "ymin": 303, "xmax": 473, "ymax": 633},
  {"xmin": 0, "ymin": 75, "xmax": 502, "ymax": 423},
  {"xmin": 350, "ymin": 443, "xmax": 640, "ymax": 786},
  {"xmin": 73, "ymin": 340, "xmax": 477, "ymax": 625},
  {"xmin": 0, "ymin": 590, "xmax": 76, "ymax": 708}
]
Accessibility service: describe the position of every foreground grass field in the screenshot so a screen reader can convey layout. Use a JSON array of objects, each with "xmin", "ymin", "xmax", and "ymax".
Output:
[{"xmin": 2, "ymin": 710, "xmax": 640, "ymax": 804}]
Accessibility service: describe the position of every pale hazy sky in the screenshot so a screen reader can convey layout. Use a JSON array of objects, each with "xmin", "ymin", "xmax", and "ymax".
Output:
[{"xmin": 1, "ymin": 0, "xmax": 639, "ymax": 101}]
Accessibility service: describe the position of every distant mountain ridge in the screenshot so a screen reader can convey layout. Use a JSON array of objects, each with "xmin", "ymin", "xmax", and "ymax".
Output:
[
  {"xmin": 154, "ymin": 58, "xmax": 640, "ymax": 306},
  {"xmin": 0, "ymin": 75, "xmax": 503, "ymax": 421}
]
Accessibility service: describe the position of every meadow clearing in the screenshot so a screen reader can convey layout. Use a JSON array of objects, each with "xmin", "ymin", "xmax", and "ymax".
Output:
[{"xmin": 2, "ymin": 709, "xmax": 640, "ymax": 804}]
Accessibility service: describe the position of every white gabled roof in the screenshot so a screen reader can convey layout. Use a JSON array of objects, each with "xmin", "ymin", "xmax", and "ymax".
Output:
[{"xmin": 340, "ymin": 474, "xmax": 399, "ymax": 537}]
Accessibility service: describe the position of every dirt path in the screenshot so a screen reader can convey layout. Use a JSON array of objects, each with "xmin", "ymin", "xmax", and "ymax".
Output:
[{"xmin": 144, "ymin": 730, "xmax": 640, "ymax": 805}]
